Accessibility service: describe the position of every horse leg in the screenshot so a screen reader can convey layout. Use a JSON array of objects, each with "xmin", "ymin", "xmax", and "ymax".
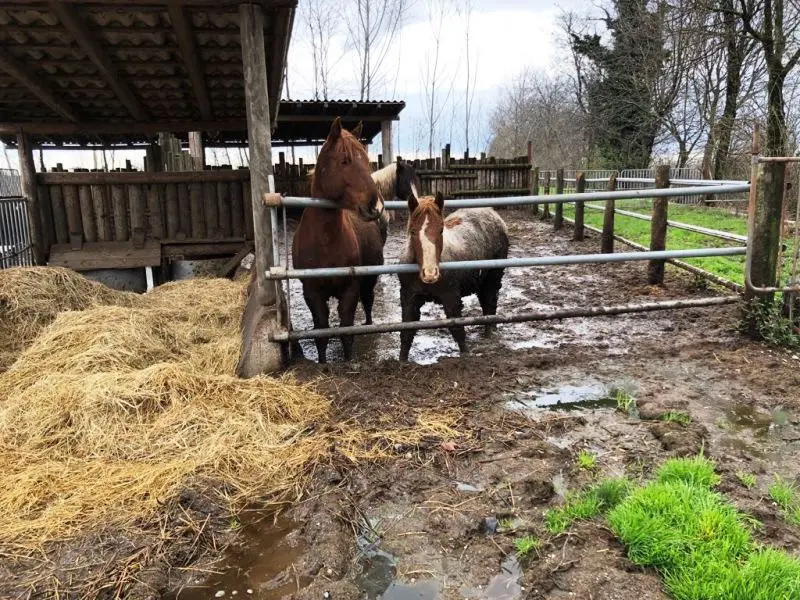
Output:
[
  {"xmin": 337, "ymin": 283, "xmax": 361, "ymax": 361},
  {"xmin": 304, "ymin": 290, "xmax": 330, "ymax": 364},
  {"xmin": 399, "ymin": 295, "xmax": 423, "ymax": 362},
  {"xmin": 359, "ymin": 275, "xmax": 378, "ymax": 325},
  {"xmin": 442, "ymin": 294, "xmax": 468, "ymax": 354},
  {"xmin": 478, "ymin": 268, "xmax": 505, "ymax": 336}
]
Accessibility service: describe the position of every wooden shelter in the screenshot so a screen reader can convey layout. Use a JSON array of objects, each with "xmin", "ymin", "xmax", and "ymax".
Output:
[{"xmin": 0, "ymin": 0, "xmax": 299, "ymax": 374}]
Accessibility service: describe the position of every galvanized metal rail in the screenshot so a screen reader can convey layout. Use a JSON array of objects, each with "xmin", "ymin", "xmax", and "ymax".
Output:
[
  {"xmin": 266, "ymin": 247, "xmax": 748, "ymax": 280},
  {"xmin": 277, "ymin": 183, "xmax": 751, "ymax": 210},
  {"xmin": 270, "ymin": 296, "xmax": 740, "ymax": 342},
  {"xmin": 582, "ymin": 204, "xmax": 748, "ymax": 243}
]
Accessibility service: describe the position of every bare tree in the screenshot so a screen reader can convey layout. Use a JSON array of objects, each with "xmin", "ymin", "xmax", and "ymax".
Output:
[
  {"xmin": 730, "ymin": 0, "xmax": 800, "ymax": 155},
  {"xmin": 421, "ymin": 0, "xmax": 457, "ymax": 158},
  {"xmin": 488, "ymin": 69, "xmax": 588, "ymax": 166},
  {"xmin": 457, "ymin": 0, "xmax": 479, "ymax": 154},
  {"xmin": 348, "ymin": 0, "xmax": 408, "ymax": 100},
  {"xmin": 302, "ymin": 0, "xmax": 343, "ymax": 100}
]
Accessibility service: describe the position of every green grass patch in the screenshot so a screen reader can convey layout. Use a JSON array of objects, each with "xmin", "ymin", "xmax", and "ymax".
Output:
[
  {"xmin": 736, "ymin": 471, "xmax": 757, "ymax": 490},
  {"xmin": 576, "ymin": 449, "xmax": 598, "ymax": 470},
  {"xmin": 656, "ymin": 455, "xmax": 721, "ymax": 488},
  {"xmin": 609, "ymin": 457, "xmax": 800, "ymax": 599},
  {"xmin": 514, "ymin": 535, "xmax": 541, "ymax": 558},
  {"xmin": 612, "ymin": 388, "xmax": 637, "ymax": 414},
  {"xmin": 662, "ymin": 411, "xmax": 692, "ymax": 425},
  {"xmin": 545, "ymin": 477, "xmax": 632, "ymax": 534},
  {"xmin": 769, "ymin": 476, "xmax": 800, "ymax": 526}
]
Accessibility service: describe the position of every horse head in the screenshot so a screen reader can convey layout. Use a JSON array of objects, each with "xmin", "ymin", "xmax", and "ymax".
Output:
[
  {"xmin": 407, "ymin": 191, "xmax": 445, "ymax": 284},
  {"xmin": 312, "ymin": 117, "xmax": 381, "ymax": 221}
]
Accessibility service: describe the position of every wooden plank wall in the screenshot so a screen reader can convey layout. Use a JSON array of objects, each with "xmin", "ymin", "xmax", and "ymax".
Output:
[
  {"xmin": 412, "ymin": 146, "xmax": 532, "ymax": 199},
  {"xmin": 36, "ymin": 169, "xmax": 252, "ymax": 250}
]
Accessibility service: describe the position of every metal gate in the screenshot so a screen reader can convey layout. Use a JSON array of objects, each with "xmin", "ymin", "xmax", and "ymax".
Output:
[{"xmin": 0, "ymin": 196, "xmax": 33, "ymax": 268}]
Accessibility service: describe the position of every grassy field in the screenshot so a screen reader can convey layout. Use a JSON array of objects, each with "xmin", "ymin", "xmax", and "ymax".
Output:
[{"xmin": 557, "ymin": 202, "xmax": 798, "ymax": 287}]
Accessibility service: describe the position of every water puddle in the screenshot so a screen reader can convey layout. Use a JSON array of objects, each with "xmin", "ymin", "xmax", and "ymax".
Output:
[
  {"xmin": 724, "ymin": 403, "xmax": 792, "ymax": 439},
  {"xmin": 454, "ymin": 481, "xmax": 484, "ymax": 493},
  {"xmin": 461, "ymin": 555, "xmax": 523, "ymax": 600},
  {"xmin": 168, "ymin": 514, "xmax": 308, "ymax": 600},
  {"xmin": 507, "ymin": 383, "xmax": 615, "ymax": 412}
]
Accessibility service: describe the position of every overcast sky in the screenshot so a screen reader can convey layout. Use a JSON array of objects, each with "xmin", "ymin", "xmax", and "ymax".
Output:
[{"xmin": 1, "ymin": 0, "xmax": 582, "ymax": 170}]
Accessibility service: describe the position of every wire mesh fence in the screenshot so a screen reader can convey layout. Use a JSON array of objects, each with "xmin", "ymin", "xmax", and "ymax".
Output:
[{"xmin": 0, "ymin": 169, "xmax": 22, "ymax": 198}]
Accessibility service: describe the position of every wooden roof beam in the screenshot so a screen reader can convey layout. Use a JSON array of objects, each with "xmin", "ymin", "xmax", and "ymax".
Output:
[
  {"xmin": 50, "ymin": 1, "xmax": 149, "ymax": 121},
  {"xmin": 0, "ymin": 49, "xmax": 80, "ymax": 122},
  {"xmin": 167, "ymin": 2, "xmax": 213, "ymax": 120}
]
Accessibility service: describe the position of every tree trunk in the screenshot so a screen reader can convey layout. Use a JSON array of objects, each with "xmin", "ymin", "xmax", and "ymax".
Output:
[
  {"xmin": 713, "ymin": 5, "xmax": 745, "ymax": 179},
  {"xmin": 765, "ymin": 62, "xmax": 788, "ymax": 156}
]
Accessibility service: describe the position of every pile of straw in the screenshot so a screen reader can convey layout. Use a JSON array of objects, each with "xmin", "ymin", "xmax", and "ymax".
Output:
[
  {"xmin": 0, "ymin": 268, "xmax": 462, "ymax": 555},
  {"xmin": 0, "ymin": 267, "xmax": 137, "ymax": 369}
]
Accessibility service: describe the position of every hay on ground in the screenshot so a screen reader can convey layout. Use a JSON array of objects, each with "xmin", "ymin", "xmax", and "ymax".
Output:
[
  {"xmin": 0, "ymin": 268, "xmax": 463, "ymax": 556},
  {"xmin": 0, "ymin": 267, "xmax": 138, "ymax": 369}
]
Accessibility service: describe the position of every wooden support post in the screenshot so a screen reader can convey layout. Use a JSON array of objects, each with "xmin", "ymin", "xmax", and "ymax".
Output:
[
  {"xmin": 601, "ymin": 173, "xmax": 618, "ymax": 254},
  {"xmin": 238, "ymin": 2, "xmax": 287, "ymax": 377},
  {"xmin": 530, "ymin": 166, "xmax": 539, "ymax": 216},
  {"xmin": 381, "ymin": 120, "xmax": 394, "ymax": 165},
  {"xmin": 573, "ymin": 172, "xmax": 586, "ymax": 241},
  {"xmin": 746, "ymin": 160, "xmax": 786, "ymax": 310},
  {"xmin": 16, "ymin": 132, "xmax": 46, "ymax": 264},
  {"xmin": 648, "ymin": 165, "xmax": 671, "ymax": 285},
  {"xmin": 188, "ymin": 131, "xmax": 205, "ymax": 170},
  {"xmin": 554, "ymin": 168, "xmax": 564, "ymax": 230},
  {"xmin": 542, "ymin": 172, "xmax": 551, "ymax": 219}
]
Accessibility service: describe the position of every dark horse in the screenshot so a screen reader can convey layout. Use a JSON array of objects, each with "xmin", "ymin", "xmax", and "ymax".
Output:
[
  {"xmin": 293, "ymin": 118, "xmax": 385, "ymax": 363},
  {"xmin": 398, "ymin": 191, "xmax": 509, "ymax": 362}
]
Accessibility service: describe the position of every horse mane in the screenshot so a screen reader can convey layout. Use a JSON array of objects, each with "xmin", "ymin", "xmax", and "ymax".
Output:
[
  {"xmin": 337, "ymin": 129, "xmax": 370, "ymax": 164},
  {"xmin": 371, "ymin": 162, "xmax": 397, "ymax": 200}
]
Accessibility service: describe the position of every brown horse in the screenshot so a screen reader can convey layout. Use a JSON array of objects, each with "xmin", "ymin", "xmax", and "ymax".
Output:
[
  {"xmin": 398, "ymin": 191, "xmax": 509, "ymax": 362},
  {"xmin": 292, "ymin": 117, "xmax": 385, "ymax": 363}
]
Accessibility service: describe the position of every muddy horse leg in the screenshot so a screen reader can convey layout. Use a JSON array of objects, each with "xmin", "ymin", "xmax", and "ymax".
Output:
[
  {"xmin": 478, "ymin": 268, "xmax": 505, "ymax": 336},
  {"xmin": 304, "ymin": 289, "xmax": 330, "ymax": 364},
  {"xmin": 400, "ymin": 295, "xmax": 423, "ymax": 362},
  {"xmin": 359, "ymin": 275, "xmax": 378, "ymax": 325},
  {"xmin": 442, "ymin": 294, "xmax": 468, "ymax": 354},
  {"xmin": 338, "ymin": 282, "xmax": 361, "ymax": 361}
]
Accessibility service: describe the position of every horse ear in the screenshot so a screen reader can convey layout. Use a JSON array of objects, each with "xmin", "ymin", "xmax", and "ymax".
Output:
[
  {"xmin": 435, "ymin": 191, "xmax": 445, "ymax": 211},
  {"xmin": 408, "ymin": 193, "xmax": 419, "ymax": 213},
  {"xmin": 352, "ymin": 121, "xmax": 363, "ymax": 139},
  {"xmin": 328, "ymin": 117, "xmax": 342, "ymax": 140}
]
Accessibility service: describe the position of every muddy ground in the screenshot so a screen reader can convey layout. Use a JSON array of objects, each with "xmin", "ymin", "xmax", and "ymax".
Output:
[
  {"xmin": 8, "ymin": 211, "xmax": 800, "ymax": 600},
  {"xmin": 168, "ymin": 211, "xmax": 800, "ymax": 600}
]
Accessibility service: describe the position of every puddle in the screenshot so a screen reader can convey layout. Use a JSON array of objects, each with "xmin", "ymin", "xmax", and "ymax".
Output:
[
  {"xmin": 552, "ymin": 472, "xmax": 568, "ymax": 498},
  {"xmin": 461, "ymin": 555, "xmax": 523, "ymax": 600},
  {"xmin": 725, "ymin": 403, "xmax": 792, "ymax": 438},
  {"xmin": 454, "ymin": 481, "xmax": 484, "ymax": 493},
  {"xmin": 507, "ymin": 383, "xmax": 615, "ymax": 412},
  {"xmin": 168, "ymin": 514, "xmax": 308, "ymax": 600},
  {"xmin": 356, "ymin": 542, "xmax": 439, "ymax": 600}
]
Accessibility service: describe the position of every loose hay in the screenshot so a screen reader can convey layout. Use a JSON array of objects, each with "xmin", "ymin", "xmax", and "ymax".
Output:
[{"xmin": 0, "ymin": 268, "xmax": 464, "ymax": 565}]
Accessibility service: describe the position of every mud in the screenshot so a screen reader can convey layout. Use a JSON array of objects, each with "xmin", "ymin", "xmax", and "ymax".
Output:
[{"xmin": 7, "ymin": 211, "xmax": 800, "ymax": 599}]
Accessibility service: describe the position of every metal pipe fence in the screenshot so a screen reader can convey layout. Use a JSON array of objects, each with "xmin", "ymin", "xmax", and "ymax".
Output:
[
  {"xmin": 582, "ymin": 203, "xmax": 748, "ymax": 243},
  {"xmin": 266, "ymin": 247, "xmax": 747, "ymax": 280},
  {"xmin": 0, "ymin": 196, "xmax": 34, "ymax": 268},
  {"xmin": 273, "ymin": 180, "xmax": 752, "ymax": 347}
]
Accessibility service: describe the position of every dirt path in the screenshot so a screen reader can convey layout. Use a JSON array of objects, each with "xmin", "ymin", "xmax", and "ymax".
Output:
[{"xmin": 170, "ymin": 212, "xmax": 800, "ymax": 600}]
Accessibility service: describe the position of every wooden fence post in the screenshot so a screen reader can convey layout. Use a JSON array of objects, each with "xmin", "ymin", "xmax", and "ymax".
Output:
[
  {"xmin": 554, "ymin": 168, "xmax": 565, "ymax": 230},
  {"xmin": 573, "ymin": 172, "xmax": 586, "ymax": 241},
  {"xmin": 648, "ymin": 165, "xmax": 671, "ymax": 285},
  {"xmin": 531, "ymin": 166, "xmax": 540, "ymax": 216},
  {"xmin": 746, "ymin": 160, "xmax": 786, "ymax": 304},
  {"xmin": 542, "ymin": 172, "xmax": 551, "ymax": 219},
  {"xmin": 16, "ymin": 132, "xmax": 46, "ymax": 264},
  {"xmin": 601, "ymin": 173, "xmax": 618, "ymax": 253}
]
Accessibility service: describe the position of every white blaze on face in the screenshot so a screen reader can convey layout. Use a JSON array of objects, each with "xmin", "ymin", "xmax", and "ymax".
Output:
[{"xmin": 419, "ymin": 215, "xmax": 440, "ymax": 284}]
